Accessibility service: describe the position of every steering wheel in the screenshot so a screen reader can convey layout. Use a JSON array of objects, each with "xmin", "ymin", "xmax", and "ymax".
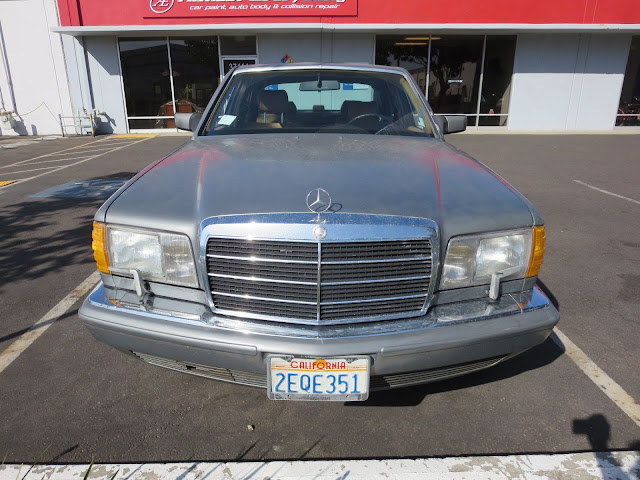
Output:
[{"xmin": 347, "ymin": 113, "xmax": 385, "ymax": 125}]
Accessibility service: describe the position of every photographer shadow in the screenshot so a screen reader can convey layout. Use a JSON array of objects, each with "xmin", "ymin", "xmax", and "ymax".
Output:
[{"xmin": 573, "ymin": 414, "xmax": 640, "ymax": 479}]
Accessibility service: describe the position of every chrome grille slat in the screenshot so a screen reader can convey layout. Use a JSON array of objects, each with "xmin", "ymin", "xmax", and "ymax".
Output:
[
  {"xmin": 209, "ymin": 273, "xmax": 316, "ymax": 286},
  {"xmin": 321, "ymin": 278, "xmax": 430, "ymax": 302},
  {"xmin": 208, "ymin": 258, "xmax": 317, "ymax": 283},
  {"xmin": 210, "ymin": 277, "xmax": 316, "ymax": 302},
  {"xmin": 212, "ymin": 291, "xmax": 317, "ymax": 305},
  {"xmin": 322, "ymin": 261, "xmax": 431, "ymax": 282},
  {"xmin": 207, "ymin": 254, "xmax": 317, "ymax": 265},
  {"xmin": 207, "ymin": 238, "xmax": 317, "ymax": 260},
  {"xmin": 322, "ymin": 240, "xmax": 432, "ymax": 260},
  {"xmin": 322, "ymin": 275, "xmax": 430, "ymax": 286},
  {"xmin": 320, "ymin": 297, "xmax": 427, "ymax": 320},
  {"xmin": 321, "ymin": 256, "xmax": 431, "ymax": 265},
  {"xmin": 320, "ymin": 293, "xmax": 427, "ymax": 306},
  {"xmin": 213, "ymin": 297, "xmax": 317, "ymax": 320},
  {"xmin": 207, "ymin": 237, "xmax": 432, "ymax": 324}
]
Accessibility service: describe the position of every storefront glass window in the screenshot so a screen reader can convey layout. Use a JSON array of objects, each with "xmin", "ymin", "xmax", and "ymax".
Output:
[
  {"xmin": 119, "ymin": 38, "xmax": 172, "ymax": 129},
  {"xmin": 220, "ymin": 36, "xmax": 257, "ymax": 56},
  {"xmin": 616, "ymin": 36, "xmax": 640, "ymax": 127},
  {"xmin": 376, "ymin": 34, "xmax": 516, "ymax": 128},
  {"xmin": 119, "ymin": 36, "xmax": 257, "ymax": 131},
  {"xmin": 428, "ymin": 35, "xmax": 483, "ymax": 126},
  {"xmin": 479, "ymin": 36, "xmax": 516, "ymax": 126},
  {"xmin": 170, "ymin": 38, "xmax": 220, "ymax": 116},
  {"xmin": 375, "ymin": 35, "xmax": 429, "ymax": 94}
]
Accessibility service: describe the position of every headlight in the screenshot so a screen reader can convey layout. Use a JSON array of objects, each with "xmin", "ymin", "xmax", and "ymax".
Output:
[
  {"xmin": 440, "ymin": 229, "xmax": 537, "ymax": 290},
  {"xmin": 105, "ymin": 226, "xmax": 199, "ymax": 288}
]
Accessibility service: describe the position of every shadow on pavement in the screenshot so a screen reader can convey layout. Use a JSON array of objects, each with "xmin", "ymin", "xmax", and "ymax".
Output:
[
  {"xmin": 0, "ymin": 172, "xmax": 135, "ymax": 294},
  {"xmin": 573, "ymin": 414, "xmax": 640, "ymax": 479}
]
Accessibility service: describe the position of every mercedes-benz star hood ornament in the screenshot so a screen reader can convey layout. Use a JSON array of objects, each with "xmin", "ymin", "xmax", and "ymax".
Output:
[{"xmin": 306, "ymin": 188, "xmax": 332, "ymax": 228}]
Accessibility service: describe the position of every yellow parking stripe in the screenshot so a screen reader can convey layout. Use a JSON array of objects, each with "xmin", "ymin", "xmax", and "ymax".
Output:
[
  {"xmin": 113, "ymin": 134, "xmax": 158, "ymax": 138},
  {"xmin": 0, "ymin": 180, "xmax": 17, "ymax": 187}
]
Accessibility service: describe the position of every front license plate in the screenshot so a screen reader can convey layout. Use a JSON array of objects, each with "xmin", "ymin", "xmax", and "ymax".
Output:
[{"xmin": 267, "ymin": 356, "xmax": 370, "ymax": 401}]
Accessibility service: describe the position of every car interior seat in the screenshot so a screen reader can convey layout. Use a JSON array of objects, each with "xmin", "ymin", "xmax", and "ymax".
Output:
[{"xmin": 256, "ymin": 90, "xmax": 291, "ymax": 127}]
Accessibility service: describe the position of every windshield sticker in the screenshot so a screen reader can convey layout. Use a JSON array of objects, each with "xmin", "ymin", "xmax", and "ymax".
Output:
[
  {"xmin": 416, "ymin": 116, "xmax": 426, "ymax": 129},
  {"xmin": 217, "ymin": 115, "xmax": 237, "ymax": 126}
]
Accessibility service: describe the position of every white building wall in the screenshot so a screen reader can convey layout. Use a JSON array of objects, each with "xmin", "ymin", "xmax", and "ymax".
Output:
[
  {"xmin": 84, "ymin": 37, "xmax": 128, "ymax": 134},
  {"xmin": 572, "ymin": 34, "xmax": 630, "ymax": 130},
  {"xmin": 509, "ymin": 33, "xmax": 630, "ymax": 131},
  {"xmin": 0, "ymin": 0, "xmax": 72, "ymax": 136},
  {"xmin": 257, "ymin": 32, "xmax": 374, "ymax": 64}
]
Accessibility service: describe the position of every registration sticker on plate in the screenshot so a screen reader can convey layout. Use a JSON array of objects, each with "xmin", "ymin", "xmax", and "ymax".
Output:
[{"xmin": 267, "ymin": 356, "xmax": 370, "ymax": 401}]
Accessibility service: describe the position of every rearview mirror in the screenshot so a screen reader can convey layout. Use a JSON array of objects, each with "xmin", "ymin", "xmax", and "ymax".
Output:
[
  {"xmin": 299, "ymin": 80, "xmax": 341, "ymax": 91},
  {"xmin": 175, "ymin": 112, "xmax": 202, "ymax": 132}
]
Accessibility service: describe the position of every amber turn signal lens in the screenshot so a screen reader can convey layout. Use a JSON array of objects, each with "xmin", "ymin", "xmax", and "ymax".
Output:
[
  {"xmin": 92, "ymin": 221, "xmax": 110, "ymax": 273},
  {"xmin": 526, "ymin": 226, "xmax": 546, "ymax": 277}
]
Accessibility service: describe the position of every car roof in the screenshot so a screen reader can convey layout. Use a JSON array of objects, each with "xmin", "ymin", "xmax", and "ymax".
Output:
[{"xmin": 232, "ymin": 62, "xmax": 409, "ymax": 76}]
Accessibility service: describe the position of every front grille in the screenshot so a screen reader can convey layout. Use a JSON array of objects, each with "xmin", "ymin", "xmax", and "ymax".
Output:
[{"xmin": 207, "ymin": 237, "xmax": 432, "ymax": 324}]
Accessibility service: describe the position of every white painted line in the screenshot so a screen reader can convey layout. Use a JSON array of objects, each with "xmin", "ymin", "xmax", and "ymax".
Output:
[
  {"xmin": 0, "ymin": 165, "xmax": 61, "ymax": 176},
  {"xmin": 34, "ymin": 150, "xmax": 107, "ymax": 157},
  {"xmin": 0, "ymin": 155, "xmax": 91, "ymax": 169},
  {"xmin": 552, "ymin": 328, "xmax": 640, "ymax": 427},
  {"xmin": 73, "ymin": 144, "xmax": 135, "ymax": 151},
  {"xmin": 1, "ymin": 452, "xmax": 639, "ymax": 479},
  {"xmin": 78, "ymin": 141, "xmax": 138, "ymax": 148},
  {"xmin": 1, "ymin": 138, "xmax": 106, "ymax": 167},
  {"xmin": 4, "ymin": 155, "xmax": 93, "ymax": 166},
  {"xmin": 0, "ymin": 271, "xmax": 100, "ymax": 375},
  {"xmin": 574, "ymin": 179, "xmax": 640, "ymax": 205},
  {"xmin": 0, "ymin": 137, "xmax": 152, "ymax": 190},
  {"xmin": 57, "ymin": 146, "xmax": 129, "ymax": 154}
]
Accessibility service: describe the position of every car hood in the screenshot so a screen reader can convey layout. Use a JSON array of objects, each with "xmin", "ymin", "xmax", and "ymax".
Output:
[{"xmin": 101, "ymin": 134, "xmax": 538, "ymax": 249}]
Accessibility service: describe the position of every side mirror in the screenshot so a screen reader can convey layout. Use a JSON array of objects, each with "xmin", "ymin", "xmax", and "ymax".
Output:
[
  {"xmin": 434, "ymin": 115, "xmax": 467, "ymax": 135},
  {"xmin": 175, "ymin": 112, "xmax": 203, "ymax": 132}
]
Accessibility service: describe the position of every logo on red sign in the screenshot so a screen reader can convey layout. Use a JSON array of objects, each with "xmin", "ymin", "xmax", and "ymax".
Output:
[{"xmin": 150, "ymin": 0, "xmax": 174, "ymax": 14}]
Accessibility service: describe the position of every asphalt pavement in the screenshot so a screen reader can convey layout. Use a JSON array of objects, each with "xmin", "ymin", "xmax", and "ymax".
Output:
[{"xmin": 0, "ymin": 132, "xmax": 639, "ymax": 465}]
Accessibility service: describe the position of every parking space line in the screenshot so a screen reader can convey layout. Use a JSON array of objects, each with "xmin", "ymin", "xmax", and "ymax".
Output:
[
  {"xmin": 73, "ymin": 143, "xmax": 136, "ymax": 151},
  {"xmin": 0, "ymin": 137, "xmax": 152, "ymax": 190},
  {"xmin": 3, "ymin": 155, "xmax": 94, "ymax": 166},
  {"xmin": 1, "ymin": 138, "xmax": 106, "ymax": 167},
  {"xmin": 0, "ymin": 271, "xmax": 100, "ymax": 375},
  {"xmin": 61, "ymin": 146, "xmax": 132, "ymax": 154},
  {"xmin": 574, "ymin": 179, "xmax": 640, "ymax": 205},
  {"xmin": 114, "ymin": 134, "xmax": 158, "ymax": 138},
  {"xmin": 0, "ymin": 165, "xmax": 61, "ymax": 176},
  {"xmin": 552, "ymin": 328, "xmax": 640, "ymax": 428}
]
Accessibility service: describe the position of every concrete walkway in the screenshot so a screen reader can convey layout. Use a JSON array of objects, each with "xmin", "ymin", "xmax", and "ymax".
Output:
[{"xmin": 1, "ymin": 452, "xmax": 639, "ymax": 479}]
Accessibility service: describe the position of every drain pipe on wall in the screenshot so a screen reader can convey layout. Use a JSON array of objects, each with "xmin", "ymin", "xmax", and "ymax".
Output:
[{"xmin": 0, "ymin": 20, "xmax": 18, "ymax": 116}]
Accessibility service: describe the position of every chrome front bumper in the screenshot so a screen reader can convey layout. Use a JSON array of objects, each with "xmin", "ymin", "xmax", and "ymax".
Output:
[{"xmin": 78, "ymin": 284, "xmax": 559, "ymax": 389}]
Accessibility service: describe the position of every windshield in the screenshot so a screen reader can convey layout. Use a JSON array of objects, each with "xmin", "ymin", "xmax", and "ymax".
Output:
[{"xmin": 202, "ymin": 69, "xmax": 436, "ymax": 137}]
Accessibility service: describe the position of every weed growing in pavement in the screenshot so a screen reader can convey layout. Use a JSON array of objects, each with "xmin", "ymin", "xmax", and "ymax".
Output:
[
  {"xmin": 22, "ymin": 444, "xmax": 51, "ymax": 480},
  {"xmin": 1, "ymin": 447, "xmax": 118, "ymax": 480},
  {"xmin": 82, "ymin": 461, "xmax": 119, "ymax": 480}
]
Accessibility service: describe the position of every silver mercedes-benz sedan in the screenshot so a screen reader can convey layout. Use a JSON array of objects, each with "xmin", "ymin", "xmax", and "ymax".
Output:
[{"xmin": 79, "ymin": 63, "xmax": 559, "ymax": 401}]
